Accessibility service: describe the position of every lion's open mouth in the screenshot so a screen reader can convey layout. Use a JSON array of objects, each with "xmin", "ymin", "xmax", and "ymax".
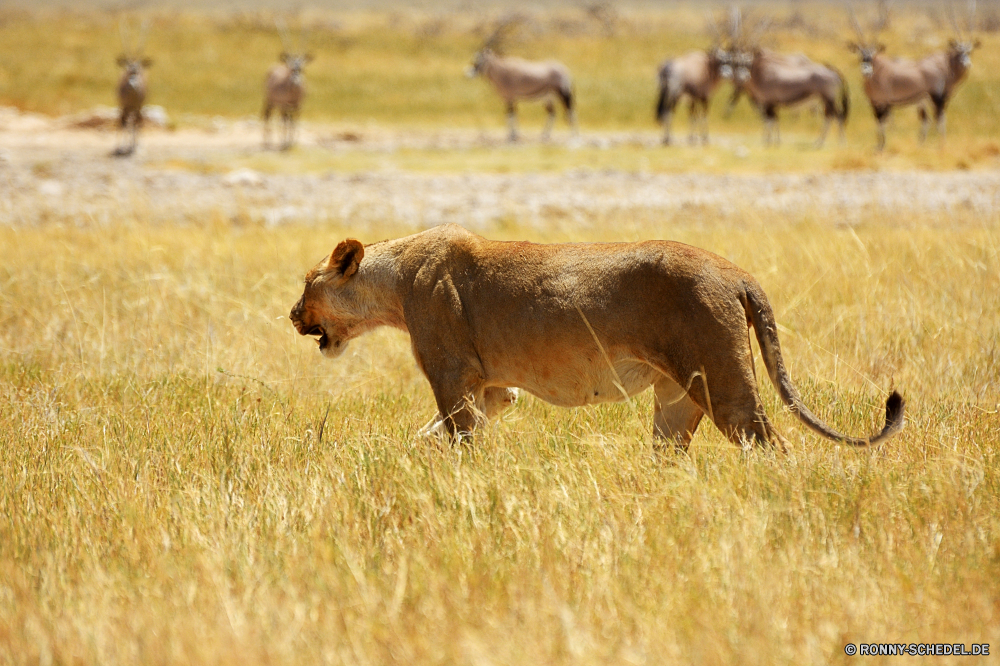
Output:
[{"xmin": 305, "ymin": 325, "xmax": 328, "ymax": 349}]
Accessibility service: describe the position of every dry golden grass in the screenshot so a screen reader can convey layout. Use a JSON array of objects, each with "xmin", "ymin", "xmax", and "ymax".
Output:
[
  {"xmin": 1, "ymin": 203, "xmax": 999, "ymax": 664},
  {"xmin": 2, "ymin": 2, "xmax": 1000, "ymax": 664}
]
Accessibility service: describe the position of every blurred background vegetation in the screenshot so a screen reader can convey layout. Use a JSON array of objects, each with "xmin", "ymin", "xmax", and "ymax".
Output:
[{"xmin": 0, "ymin": 1, "xmax": 997, "ymax": 139}]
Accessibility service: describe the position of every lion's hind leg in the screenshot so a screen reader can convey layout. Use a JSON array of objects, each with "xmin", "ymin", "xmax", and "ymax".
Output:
[
  {"xmin": 687, "ymin": 368, "xmax": 785, "ymax": 452},
  {"xmin": 653, "ymin": 377, "xmax": 704, "ymax": 450},
  {"xmin": 651, "ymin": 333, "xmax": 785, "ymax": 451},
  {"xmin": 482, "ymin": 387, "xmax": 519, "ymax": 419}
]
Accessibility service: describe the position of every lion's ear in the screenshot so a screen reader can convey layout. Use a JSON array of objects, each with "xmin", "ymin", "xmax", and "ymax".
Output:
[{"xmin": 327, "ymin": 239, "xmax": 365, "ymax": 279}]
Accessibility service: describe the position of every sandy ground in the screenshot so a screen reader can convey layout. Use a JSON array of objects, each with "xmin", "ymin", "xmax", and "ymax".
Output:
[{"xmin": 2, "ymin": 108, "xmax": 999, "ymax": 233}]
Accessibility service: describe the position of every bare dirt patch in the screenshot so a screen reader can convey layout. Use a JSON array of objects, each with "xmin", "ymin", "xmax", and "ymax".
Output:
[{"xmin": 2, "ymin": 109, "xmax": 998, "ymax": 233}]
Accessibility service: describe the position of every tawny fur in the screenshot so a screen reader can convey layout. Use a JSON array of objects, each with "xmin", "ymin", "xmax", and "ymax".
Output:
[{"xmin": 289, "ymin": 224, "xmax": 904, "ymax": 448}]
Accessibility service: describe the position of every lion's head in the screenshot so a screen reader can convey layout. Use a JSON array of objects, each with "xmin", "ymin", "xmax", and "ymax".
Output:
[{"xmin": 289, "ymin": 239, "xmax": 365, "ymax": 359}]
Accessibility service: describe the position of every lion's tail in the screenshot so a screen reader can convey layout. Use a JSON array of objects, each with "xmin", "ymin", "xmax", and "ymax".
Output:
[{"xmin": 742, "ymin": 281, "xmax": 905, "ymax": 446}]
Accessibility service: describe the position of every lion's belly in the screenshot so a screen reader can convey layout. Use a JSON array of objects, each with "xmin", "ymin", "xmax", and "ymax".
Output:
[{"xmin": 495, "ymin": 356, "xmax": 660, "ymax": 408}]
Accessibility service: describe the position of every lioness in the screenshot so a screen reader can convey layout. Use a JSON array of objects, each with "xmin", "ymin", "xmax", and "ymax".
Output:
[{"xmin": 290, "ymin": 224, "xmax": 904, "ymax": 448}]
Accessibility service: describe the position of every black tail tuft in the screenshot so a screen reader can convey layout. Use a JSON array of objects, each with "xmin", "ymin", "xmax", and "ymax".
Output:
[{"xmin": 885, "ymin": 391, "xmax": 905, "ymax": 432}]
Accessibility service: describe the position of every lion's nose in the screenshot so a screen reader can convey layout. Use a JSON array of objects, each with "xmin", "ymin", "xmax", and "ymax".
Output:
[{"xmin": 289, "ymin": 300, "xmax": 305, "ymax": 329}]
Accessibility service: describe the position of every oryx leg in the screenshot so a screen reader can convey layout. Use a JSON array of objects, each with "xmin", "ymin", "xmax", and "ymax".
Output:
[
  {"xmin": 132, "ymin": 109, "xmax": 142, "ymax": 154},
  {"xmin": 120, "ymin": 113, "xmax": 131, "ymax": 155},
  {"xmin": 723, "ymin": 87, "xmax": 742, "ymax": 119},
  {"xmin": 815, "ymin": 117, "xmax": 831, "ymax": 148},
  {"xmin": 542, "ymin": 99, "xmax": 556, "ymax": 141},
  {"xmin": 815, "ymin": 98, "xmax": 835, "ymax": 148},
  {"xmin": 763, "ymin": 105, "xmax": 779, "ymax": 146},
  {"xmin": 262, "ymin": 104, "xmax": 273, "ymax": 149},
  {"xmin": 699, "ymin": 98, "xmax": 710, "ymax": 144},
  {"xmin": 281, "ymin": 110, "xmax": 294, "ymax": 150},
  {"xmin": 125, "ymin": 111, "xmax": 138, "ymax": 156},
  {"xmin": 653, "ymin": 376, "xmax": 704, "ymax": 450},
  {"xmin": 918, "ymin": 106, "xmax": 930, "ymax": 143},
  {"xmin": 558, "ymin": 88, "xmax": 577, "ymax": 136},
  {"xmin": 873, "ymin": 105, "xmax": 890, "ymax": 152},
  {"xmin": 932, "ymin": 94, "xmax": 947, "ymax": 140},
  {"xmin": 660, "ymin": 94, "xmax": 676, "ymax": 146},
  {"xmin": 115, "ymin": 109, "xmax": 128, "ymax": 156},
  {"xmin": 661, "ymin": 107, "xmax": 674, "ymax": 145},
  {"xmin": 506, "ymin": 102, "xmax": 518, "ymax": 143},
  {"xmin": 688, "ymin": 98, "xmax": 699, "ymax": 145}
]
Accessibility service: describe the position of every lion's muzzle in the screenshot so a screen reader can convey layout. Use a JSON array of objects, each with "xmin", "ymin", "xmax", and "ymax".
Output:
[
  {"xmin": 289, "ymin": 299, "xmax": 343, "ymax": 356},
  {"xmin": 289, "ymin": 299, "xmax": 315, "ymax": 335}
]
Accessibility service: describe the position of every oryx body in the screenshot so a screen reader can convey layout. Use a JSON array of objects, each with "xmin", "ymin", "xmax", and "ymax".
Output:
[
  {"xmin": 850, "ymin": 43, "xmax": 977, "ymax": 150},
  {"xmin": 734, "ymin": 49, "xmax": 849, "ymax": 146},
  {"xmin": 263, "ymin": 53, "xmax": 312, "ymax": 150},
  {"xmin": 468, "ymin": 49, "xmax": 576, "ymax": 142},
  {"xmin": 113, "ymin": 19, "xmax": 151, "ymax": 157},
  {"xmin": 115, "ymin": 58, "xmax": 149, "ymax": 156},
  {"xmin": 655, "ymin": 48, "xmax": 731, "ymax": 145}
]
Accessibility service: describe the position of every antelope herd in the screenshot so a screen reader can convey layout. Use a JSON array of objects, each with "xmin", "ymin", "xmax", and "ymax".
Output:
[
  {"xmin": 108, "ymin": 6, "xmax": 985, "ymax": 157},
  {"xmin": 848, "ymin": 5, "xmax": 980, "ymax": 150}
]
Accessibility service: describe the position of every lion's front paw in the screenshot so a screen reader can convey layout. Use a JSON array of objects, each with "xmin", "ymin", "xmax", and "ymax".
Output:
[{"xmin": 417, "ymin": 417, "xmax": 450, "ymax": 441}]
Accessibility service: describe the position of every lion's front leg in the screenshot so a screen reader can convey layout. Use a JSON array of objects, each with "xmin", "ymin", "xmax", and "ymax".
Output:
[
  {"xmin": 409, "ymin": 315, "xmax": 493, "ymax": 441},
  {"xmin": 417, "ymin": 387, "xmax": 517, "ymax": 442},
  {"xmin": 433, "ymin": 385, "xmax": 488, "ymax": 439}
]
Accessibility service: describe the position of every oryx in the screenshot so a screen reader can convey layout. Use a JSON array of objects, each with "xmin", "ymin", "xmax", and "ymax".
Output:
[
  {"xmin": 263, "ymin": 18, "xmax": 313, "ymax": 150},
  {"xmin": 466, "ymin": 20, "xmax": 576, "ymax": 142},
  {"xmin": 655, "ymin": 47, "xmax": 734, "ymax": 146},
  {"xmin": 655, "ymin": 11, "xmax": 743, "ymax": 146},
  {"xmin": 848, "ymin": 4, "xmax": 979, "ymax": 151},
  {"xmin": 731, "ymin": 47, "xmax": 850, "ymax": 147},
  {"xmin": 114, "ymin": 18, "xmax": 151, "ymax": 157}
]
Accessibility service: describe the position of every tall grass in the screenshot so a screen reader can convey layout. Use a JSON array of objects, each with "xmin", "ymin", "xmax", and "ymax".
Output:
[
  {"xmin": 2, "ymin": 3, "xmax": 1000, "ymax": 663},
  {"xmin": 1, "ymin": 205, "xmax": 999, "ymax": 664}
]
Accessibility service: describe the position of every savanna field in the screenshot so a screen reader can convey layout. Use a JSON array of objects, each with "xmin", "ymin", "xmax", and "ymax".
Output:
[{"xmin": 2, "ymin": 2, "xmax": 1000, "ymax": 664}]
